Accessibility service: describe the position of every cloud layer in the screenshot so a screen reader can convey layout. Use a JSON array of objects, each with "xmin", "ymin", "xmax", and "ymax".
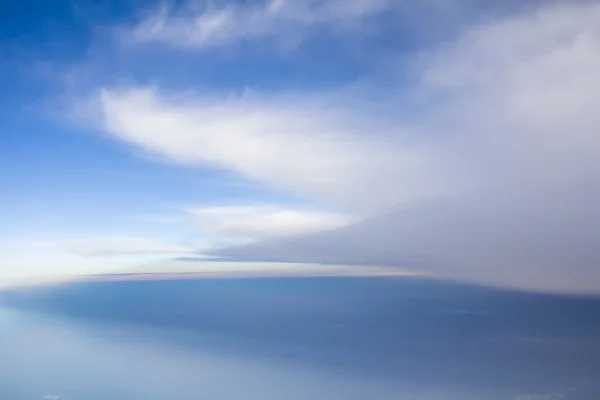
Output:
[{"xmin": 82, "ymin": 0, "xmax": 600, "ymax": 293}]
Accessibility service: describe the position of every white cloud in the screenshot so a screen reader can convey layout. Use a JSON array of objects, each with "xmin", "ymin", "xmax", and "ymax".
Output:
[
  {"xmin": 124, "ymin": 0, "xmax": 390, "ymax": 50},
  {"xmin": 97, "ymin": 87, "xmax": 440, "ymax": 213},
  {"xmin": 189, "ymin": 205, "xmax": 351, "ymax": 243},
  {"xmin": 81, "ymin": 1, "xmax": 600, "ymax": 293}
]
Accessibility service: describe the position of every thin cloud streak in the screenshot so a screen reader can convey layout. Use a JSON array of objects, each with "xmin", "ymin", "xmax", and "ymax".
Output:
[
  {"xmin": 189, "ymin": 204, "xmax": 352, "ymax": 242},
  {"xmin": 123, "ymin": 0, "xmax": 391, "ymax": 50}
]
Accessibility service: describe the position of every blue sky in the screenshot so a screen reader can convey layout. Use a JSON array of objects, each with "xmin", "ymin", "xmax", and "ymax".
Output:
[
  {"xmin": 2, "ymin": 0, "xmax": 600, "ymax": 292},
  {"xmin": 2, "ymin": 0, "xmax": 394, "ymax": 279}
]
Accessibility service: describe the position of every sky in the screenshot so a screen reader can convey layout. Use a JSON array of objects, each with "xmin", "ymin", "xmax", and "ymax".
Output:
[{"xmin": 1, "ymin": 0, "xmax": 599, "ymax": 292}]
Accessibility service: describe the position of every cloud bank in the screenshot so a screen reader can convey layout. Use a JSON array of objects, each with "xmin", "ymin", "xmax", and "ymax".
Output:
[{"xmin": 82, "ymin": 0, "xmax": 600, "ymax": 293}]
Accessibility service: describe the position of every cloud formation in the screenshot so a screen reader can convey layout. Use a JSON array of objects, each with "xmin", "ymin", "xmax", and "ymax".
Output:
[
  {"xmin": 190, "ymin": 205, "xmax": 351, "ymax": 243},
  {"xmin": 124, "ymin": 0, "xmax": 390, "ymax": 50},
  {"xmin": 97, "ymin": 87, "xmax": 438, "ymax": 212},
  {"xmin": 83, "ymin": 0, "xmax": 600, "ymax": 293}
]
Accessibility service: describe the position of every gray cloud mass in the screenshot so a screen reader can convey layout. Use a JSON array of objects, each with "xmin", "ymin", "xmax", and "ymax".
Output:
[{"xmin": 211, "ymin": 1, "xmax": 600, "ymax": 293}]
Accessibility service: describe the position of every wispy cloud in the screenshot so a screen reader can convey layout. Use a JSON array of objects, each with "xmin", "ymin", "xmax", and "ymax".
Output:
[
  {"xmin": 96, "ymin": 87, "xmax": 438, "ymax": 213},
  {"xmin": 123, "ymin": 0, "xmax": 391, "ymax": 50},
  {"xmin": 189, "ymin": 204, "xmax": 351, "ymax": 243}
]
